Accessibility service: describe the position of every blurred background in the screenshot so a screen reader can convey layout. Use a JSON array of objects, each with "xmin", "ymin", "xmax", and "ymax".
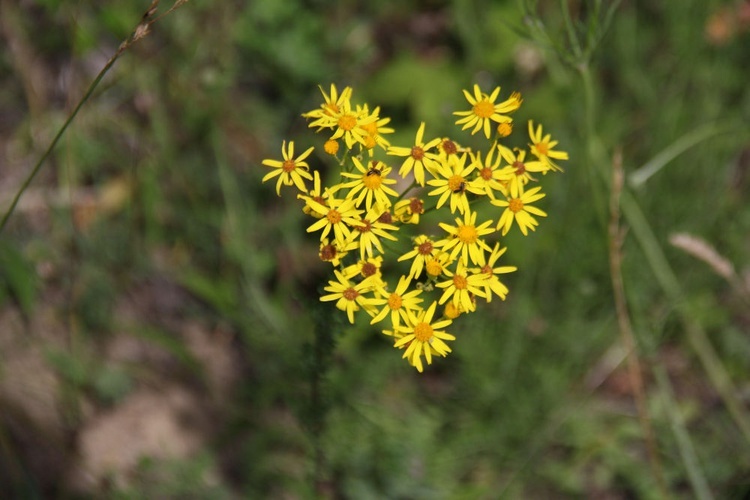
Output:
[{"xmin": 1, "ymin": 0, "xmax": 749, "ymax": 497}]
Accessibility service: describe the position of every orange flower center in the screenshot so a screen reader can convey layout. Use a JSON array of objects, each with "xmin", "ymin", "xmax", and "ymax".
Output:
[
  {"xmin": 509, "ymin": 198, "xmax": 524, "ymax": 213},
  {"xmin": 453, "ymin": 274, "xmax": 468, "ymax": 290},
  {"xmin": 363, "ymin": 174, "xmax": 382, "ymax": 189},
  {"xmin": 497, "ymin": 122, "xmax": 513, "ymax": 137},
  {"xmin": 457, "ymin": 224, "xmax": 478, "ymax": 244},
  {"xmin": 343, "ymin": 287, "xmax": 359, "ymax": 301},
  {"xmin": 387, "ymin": 293, "xmax": 402, "ymax": 310},
  {"xmin": 513, "ymin": 161, "xmax": 526, "ymax": 176},
  {"xmin": 411, "ymin": 146, "xmax": 425, "ymax": 160},
  {"xmin": 361, "ymin": 122, "xmax": 378, "ymax": 135},
  {"xmin": 324, "ymin": 140, "xmax": 339, "ymax": 155},
  {"xmin": 338, "ymin": 114, "xmax": 357, "ymax": 131},
  {"xmin": 481, "ymin": 264, "xmax": 492, "ymax": 275},
  {"xmin": 480, "ymin": 167, "xmax": 493, "ymax": 180},
  {"xmin": 448, "ymin": 175, "xmax": 466, "ymax": 193},
  {"xmin": 327, "ymin": 209, "xmax": 342, "ymax": 224},
  {"xmin": 282, "ymin": 160, "xmax": 296, "ymax": 173},
  {"xmin": 414, "ymin": 322, "xmax": 434, "ymax": 342},
  {"xmin": 320, "ymin": 244, "xmax": 337, "ymax": 262},
  {"xmin": 535, "ymin": 142, "xmax": 549, "ymax": 156},
  {"xmin": 473, "ymin": 99, "xmax": 494, "ymax": 119}
]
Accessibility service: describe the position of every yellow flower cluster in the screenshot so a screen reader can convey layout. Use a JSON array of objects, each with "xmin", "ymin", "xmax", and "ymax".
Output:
[{"xmin": 261, "ymin": 83, "xmax": 568, "ymax": 372}]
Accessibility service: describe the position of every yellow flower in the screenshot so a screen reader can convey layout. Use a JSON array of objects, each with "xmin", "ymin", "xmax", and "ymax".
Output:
[
  {"xmin": 496, "ymin": 144, "xmax": 549, "ymax": 193},
  {"xmin": 261, "ymin": 141, "xmax": 314, "ymax": 196},
  {"xmin": 359, "ymin": 105, "xmax": 394, "ymax": 152},
  {"xmin": 387, "ymin": 122, "xmax": 442, "ymax": 186},
  {"xmin": 305, "ymin": 195, "xmax": 363, "ymax": 244},
  {"xmin": 394, "ymin": 301, "xmax": 455, "ymax": 373},
  {"xmin": 393, "ymin": 197, "xmax": 425, "ymax": 224},
  {"xmin": 470, "ymin": 242, "xmax": 517, "ymax": 302},
  {"xmin": 303, "ymin": 84, "xmax": 353, "ymax": 130},
  {"xmin": 398, "ymin": 234, "xmax": 438, "ymax": 279},
  {"xmin": 424, "ymin": 251, "xmax": 453, "ymax": 279},
  {"xmin": 454, "ymin": 84, "xmax": 522, "ymax": 139},
  {"xmin": 327, "ymin": 101, "xmax": 378, "ymax": 149},
  {"xmin": 470, "ymin": 145, "xmax": 511, "ymax": 199},
  {"xmin": 427, "ymin": 153, "xmax": 484, "ymax": 215},
  {"xmin": 528, "ymin": 120, "xmax": 569, "ymax": 172},
  {"xmin": 491, "ymin": 183, "xmax": 547, "ymax": 236},
  {"xmin": 436, "ymin": 261, "xmax": 487, "ymax": 312},
  {"xmin": 320, "ymin": 270, "xmax": 378, "ymax": 324},
  {"xmin": 298, "ymin": 170, "xmax": 335, "ymax": 218},
  {"xmin": 346, "ymin": 205, "xmax": 399, "ymax": 260},
  {"xmin": 369, "ymin": 275, "xmax": 424, "ymax": 330},
  {"xmin": 318, "ymin": 237, "xmax": 357, "ymax": 267},
  {"xmin": 340, "ymin": 158, "xmax": 399, "ymax": 210},
  {"xmin": 342, "ymin": 255, "xmax": 386, "ymax": 287},
  {"xmin": 437, "ymin": 210, "xmax": 494, "ymax": 266}
]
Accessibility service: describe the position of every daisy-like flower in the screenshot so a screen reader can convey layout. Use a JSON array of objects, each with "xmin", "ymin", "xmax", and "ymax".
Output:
[
  {"xmin": 394, "ymin": 301, "xmax": 455, "ymax": 373},
  {"xmin": 398, "ymin": 234, "xmax": 438, "ymax": 279},
  {"xmin": 434, "ymin": 137, "xmax": 465, "ymax": 162},
  {"xmin": 347, "ymin": 204, "xmax": 399, "ymax": 260},
  {"xmin": 491, "ymin": 182, "xmax": 547, "ymax": 236},
  {"xmin": 528, "ymin": 121, "xmax": 569, "ymax": 172},
  {"xmin": 437, "ymin": 210, "xmax": 494, "ymax": 266},
  {"xmin": 393, "ymin": 197, "xmax": 425, "ymax": 224},
  {"xmin": 320, "ymin": 270, "xmax": 379, "ymax": 324},
  {"xmin": 496, "ymin": 144, "xmax": 549, "ymax": 193},
  {"xmin": 342, "ymin": 255, "xmax": 386, "ymax": 287},
  {"xmin": 427, "ymin": 153, "xmax": 484, "ymax": 215},
  {"xmin": 387, "ymin": 122, "xmax": 442, "ymax": 186},
  {"xmin": 471, "ymin": 145, "xmax": 512, "ymax": 199},
  {"xmin": 470, "ymin": 242, "xmax": 517, "ymax": 302},
  {"xmin": 340, "ymin": 158, "xmax": 399, "ymax": 210},
  {"xmin": 261, "ymin": 141, "xmax": 314, "ymax": 196},
  {"xmin": 303, "ymin": 84, "xmax": 353, "ymax": 130},
  {"xmin": 359, "ymin": 105, "xmax": 394, "ymax": 152},
  {"xmin": 298, "ymin": 170, "xmax": 335, "ymax": 218},
  {"xmin": 424, "ymin": 251, "xmax": 453, "ymax": 279},
  {"xmin": 454, "ymin": 84, "xmax": 522, "ymax": 139},
  {"xmin": 305, "ymin": 195, "xmax": 363, "ymax": 244},
  {"xmin": 327, "ymin": 101, "xmax": 379, "ymax": 150},
  {"xmin": 369, "ymin": 275, "xmax": 424, "ymax": 329},
  {"xmin": 319, "ymin": 237, "xmax": 357, "ymax": 267},
  {"xmin": 436, "ymin": 261, "xmax": 487, "ymax": 312}
]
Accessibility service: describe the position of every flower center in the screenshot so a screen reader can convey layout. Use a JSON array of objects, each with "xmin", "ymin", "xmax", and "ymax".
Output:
[
  {"xmin": 378, "ymin": 211, "xmax": 393, "ymax": 224},
  {"xmin": 448, "ymin": 175, "xmax": 466, "ymax": 193},
  {"xmin": 513, "ymin": 161, "xmax": 526, "ymax": 175},
  {"xmin": 361, "ymin": 122, "xmax": 378, "ymax": 135},
  {"xmin": 338, "ymin": 114, "xmax": 357, "ymax": 131},
  {"xmin": 327, "ymin": 209, "xmax": 342, "ymax": 224},
  {"xmin": 453, "ymin": 274, "xmax": 468, "ymax": 290},
  {"xmin": 442, "ymin": 139, "xmax": 457, "ymax": 155},
  {"xmin": 409, "ymin": 198, "xmax": 424, "ymax": 214},
  {"xmin": 457, "ymin": 224, "xmax": 478, "ymax": 243},
  {"xmin": 473, "ymin": 99, "xmax": 494, "ymax": 119},
  {"xmin": 357, "ymin": 220, "xmax": 372, "ymax": 233},
  {"xmin": 480, "ymin": 167, "xmax": 493, "ymax": 180},
  {"xmin": 320, "ymin": 244, "xmax": 337, "ymax": 262},
  {"xmin": 342, "ymin": 288, "xmax": 359, "ymax": 301},
  {"xmin": 414, "ymin": 322, "xmax": 434, "ymax": 342},
  {"xmin": 282, "ymin": 160, "xmax": 296, "ymax": 173},
  {"xmin": 411, "ymin": 146, "xmax": 425, "ymax": 160},
  {"xmin": 509, "ymin": 198, "xmax": 524, "ymax": 213},
  {"xmin": 363, "ymin": 174, "xmax": 382, "ymax": 189},
  {"xmin": 387, "ymin": 293, "xmax": 402, "ymax": 310},
  {"xmin": 324, "ymin": 103, "xmax": 339, "ymax": 115},
  {"xmin": 535, "ymin": 142, "xmax": 549, "ymax": 156},
  {"xmin": 363, "ymin": 135, "xmax": 377, "ymax": 149},
  {"xmin": 481, "ymin": 264, "xmax": 492, "ymax": 275},
  {"xmin": 361, "ymin": 262, "xmax": 377, "ymax": 277},
  {"xmin": 417, "ymin": 240, "xmax": 434, "ymax": 255}
]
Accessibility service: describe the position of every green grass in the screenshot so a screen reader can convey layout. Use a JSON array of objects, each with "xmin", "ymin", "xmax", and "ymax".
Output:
[{"xmin": 1, "ymin": 0, "xmax": 749, "ymax": 497}]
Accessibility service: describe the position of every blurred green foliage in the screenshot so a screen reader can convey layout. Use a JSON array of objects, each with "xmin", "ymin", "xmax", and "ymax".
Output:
[{"xmin": 0, "ymin": 0, "xmax": 749, "ymax": 498}]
